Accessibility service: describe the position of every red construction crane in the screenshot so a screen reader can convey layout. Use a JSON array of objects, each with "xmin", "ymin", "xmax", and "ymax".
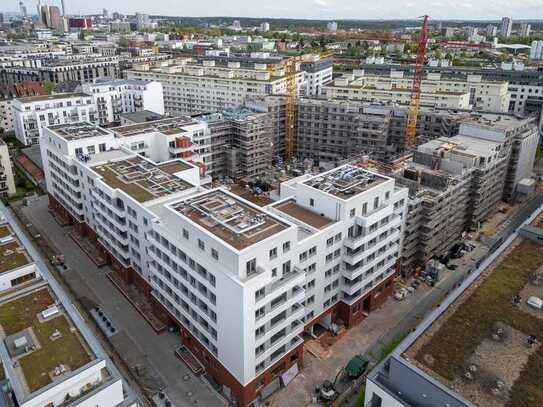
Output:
[{"xmin": 405, "ymin": 15, "xmax": 429, "ymax": 149}]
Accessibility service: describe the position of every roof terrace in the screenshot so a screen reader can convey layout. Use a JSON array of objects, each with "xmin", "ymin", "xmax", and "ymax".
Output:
[
  {"xmin": 0, "ymin": 225, "xmax": 32, "ymax": 274},
  {"xmin": 172, "ymin": 190, "xmax": 289, "ymax": 250},
  {"xmin": 48, "ymin": 123, "xmax": 111, "ymax": 141},
  {"xmin": 93, "ymin": 156, "xmax": 193, "ymax": 203},
  {"xmin": 0, "ymin": 286, "xmax": 94, "ymax": 395},
  {"xmin": 112, "ymin": 117, "xmax": 199, "ymax": 138},
  {"xmin": 303, "ymin": 165, "xmax": 388, "ymax": 200}
]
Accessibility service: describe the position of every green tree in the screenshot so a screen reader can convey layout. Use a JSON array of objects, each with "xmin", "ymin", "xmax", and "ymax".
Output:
[{"xmin": 42, "ymin": 80, "xmax": 54, "ymax": 95}]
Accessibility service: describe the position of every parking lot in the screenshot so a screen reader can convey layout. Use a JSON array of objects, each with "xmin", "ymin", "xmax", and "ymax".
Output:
[{"xmin": 18, "ymin": 196, "xmax": 223, "ymax": 407}]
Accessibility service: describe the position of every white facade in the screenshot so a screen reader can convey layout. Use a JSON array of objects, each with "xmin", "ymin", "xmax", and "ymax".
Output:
[
  {"xmin": 0, "ymin": 141, "xmax": 15, "ymax": 196},
  {"xmin": 81, "ymin": 79, "xmax": 164, "ymax": 125},
  {"xmin": 500, "ymin": 17, "xmax": 512, "ymax": 37},
  {"xmin": 327, "ymin": 21, "xmax": 338, "ymax": 32},
  {"xmin": 520, "ymin": 23, "xmax": 531, "ymax": 37},
  {"xmin": 323, "ymin": 70, "xmax": 511, "ymax": 112},
  {"xmin": 0, "ymin": 99, "xmax": 14, "ymax": 133},
  {"xmin": 12, "ymin": 93, "xmax": 97, "ymax": 145},
  {"xmin": 530, "ymin": 40, "xmax": 543, "ymax": 60},
  {"xmin": 127, "ymin": 59, "xmax": 305, "ymax": 115},
  {"xmin": 40, "ymin": 121, "xmax": 408, "ymax": 402}
]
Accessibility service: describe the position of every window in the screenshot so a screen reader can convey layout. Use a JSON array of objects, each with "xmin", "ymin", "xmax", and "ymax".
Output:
[
  {"xmin": 374, "ymin": 197, "xmax": 379, "ymax": 209},
  {"xmin": 326, "ymin": 237, "xmax": 334, "ymax": 247},
  {"xmin": 246, "ymin": 258, "xmax": 257, "ymax": 276},
  {"xmin": 282, "ymin": 261, "xmax": 291, "ymax": 275},
  {"xmin": 99, "ymin": 143, "xmax": 106, "ymax": 152},
  {"xmin": 309, "ymin": 198, "xmax": 315, "ymax": 207},
  {"xmin": 211, "ymin": 248, "xmax": 219, "ymax": 260},
  {"xmin": 255, "ymin": 307, "xmax": 265, "ymax": 319},
  {"xmin": 255, "ymin": 287, "xmax": 265, "ymax": 301},
  {"xmin": 385, "ymin": 191, "xmax": 390, "ymax": 200},
  {"xmin": 269, "ymin": 247, "xmax": 277, "ymax": 260},
  {"xmin": 334, "ymin": 233, "xmax": 342, "ymax": 242},
  {"xmin": 350, "ymin": 208, "xmax": 355, "ymax": 218},
  {"xmin": 309, "ymin": 246, "xmax": 317, "ymax": 256},
  {"xmin": 182, "ymin": 229, "xmax": 189, "ymax": 239},
  {"xmin": 272, "ymin": 267, "xmax": 277, "ymax": 277},
  {"xmin": 362, "ymin": 202, "xmax": 367, "ymax": 215},
  {"xmin": 283, "ymin": 241, "xmax": 290, "ymax": 253},
  {"xmin": 198, "ymin": 239, "xmax": 205, "ymax": 250}
]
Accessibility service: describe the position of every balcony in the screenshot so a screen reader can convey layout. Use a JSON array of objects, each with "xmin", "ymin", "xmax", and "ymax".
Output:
[
  {"xmin": 342, "ymin": 243, "xmax": 399, "ymax": 280},
  {"xmin": 270, "ymin": 267, "xmax": 306, "ymax": 292}
]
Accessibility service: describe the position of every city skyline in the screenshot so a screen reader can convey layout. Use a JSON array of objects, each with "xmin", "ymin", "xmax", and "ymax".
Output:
[{"xmin": 4, "ymin": 0, "xmax": 543, "ymax": 20}]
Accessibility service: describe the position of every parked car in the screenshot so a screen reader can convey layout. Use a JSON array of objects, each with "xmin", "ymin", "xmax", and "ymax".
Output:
[
  {"xmin": 394, "ymin": 288, "xmax": 408, "ymax": 301},
  {"xmin": 527, "ymin": 296, "xmax": 543, "ymax": 310}
]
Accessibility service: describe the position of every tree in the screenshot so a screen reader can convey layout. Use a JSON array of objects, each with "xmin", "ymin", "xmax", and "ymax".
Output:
[{"xmin": 42, "ymin": 80, "xmax": 54, "ymax": 95}]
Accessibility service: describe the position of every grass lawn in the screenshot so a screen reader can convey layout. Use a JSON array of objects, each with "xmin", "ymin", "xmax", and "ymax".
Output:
[
  {"xmin": 0, "ymin": 240, "xmax": 30, "ymax": 273},
  {"xmin": 415, "ymin": 239, "xmax": 543, "ymax": 407},
  {"xmin": 0, "ymin": 289, "xmax": 92, "ymax": 393}
]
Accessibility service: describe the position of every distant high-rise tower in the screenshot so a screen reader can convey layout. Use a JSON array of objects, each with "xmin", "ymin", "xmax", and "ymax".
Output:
[
  {"xmin": 327, "ymin": 21, "xmax": 338, "ymax": 32},
  {"xmin": 500, "ymin": 17, "xmax": 512, "ymax": 37},
  {"xmin": 60, "ymin": 0, "xmax": 66, "ymax": 16},
  {"xmin": 520, "ymin": 23, "xmax": 531, "ymax": 37},
  {"xmin": 49, "ymin": 6, "xmax": 61, "ymax": 29},
  {"xmin": 103, "ymin": 8, "xmax": 108, "ymax": 18},
  {"xmin": 19, "ymin": 1, "xmax": 27, "ymax": 17}
]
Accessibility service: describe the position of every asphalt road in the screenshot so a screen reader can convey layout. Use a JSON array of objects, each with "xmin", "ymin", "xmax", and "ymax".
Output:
[{"xmin": 19, "ymin": 196, "xmax": 224, "ymax": 407}]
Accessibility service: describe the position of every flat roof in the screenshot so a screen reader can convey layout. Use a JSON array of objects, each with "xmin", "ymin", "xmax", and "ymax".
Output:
[
  {"xmin": 93, "ymin": 156, "xmax": 193, "ymax": 203},
  {"xmin": 403, "ymin": 226, "xmax": 543, "ymax": 406},
  {"xmin": 112, "ymin": 117, "xmax": 199, "ymax": 137},
  {"xmin": 0, "ymin": 225, "xmax": 32, "ymax": 274},
  {"xmin": 0, "ymin": 286, "xmax": 95, "ymax": 395},
  {"xmin": 171, "ymin": 190, "xmax": 289, "ymax": 250},
  {"xmin": 273, "ymin": 201, "xmax": 335, "ymax": 230},
  {"xmin": 303, "ymin": 165, "xmax": 389, "ymax": 200},
  {"xmin": 17, "ymin": 92, "xmax": 90, "ymax": 103},
  {"xmin": 48, "ymin": 122, "xmax": 111, "ymax": 141},
  {"xmin": 119, "ymin": 110, "xmax": 165, "ymax": 124}
]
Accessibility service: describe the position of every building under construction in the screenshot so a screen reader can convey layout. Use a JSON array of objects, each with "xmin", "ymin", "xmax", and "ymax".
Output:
[
  {"xmin": 393, "ymin": 132, "xmax": 508, "ymax": 275},
  {"xmin": 195, "ymin": 107, "xmax": 273, "ymax": 181}
]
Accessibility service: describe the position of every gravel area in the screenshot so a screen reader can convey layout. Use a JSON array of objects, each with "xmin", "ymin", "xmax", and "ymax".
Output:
[{"xmin": 450, "ymin": 324, "xmax": 540, "ymax": 407}]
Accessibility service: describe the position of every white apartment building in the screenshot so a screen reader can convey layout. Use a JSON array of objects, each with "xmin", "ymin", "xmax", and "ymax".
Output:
[
  {"xmin": 0, "ymin": 140, "xmax": 15, "ymax": 197},
  {"xmin": 300, "ymin": 56, "xmax": 333, "ymax": 97},
  {"xmin": 322, "ymin": 70, "xmax": 511, "ymax": 112},
  {"xmin": 12, "ymin": 93, "xmax": 97, "ymax": 145},
  {"xmin": 0, "ymin": 98, "xmax": 14, "ymax": 133},
  {"xmin": 0, "ymin": 220, "xmax": 133, "ymax": 407},
  {"xmin": 81, "ymin": 79, "xmax": 165, "ymax": 125},
  {"xmin": 126, "ymin": 58, "xmax": 306, "ymax": 115},
  {"xmin": 40, "ymin": 121, "xmax": 408, "ymax": 406}
]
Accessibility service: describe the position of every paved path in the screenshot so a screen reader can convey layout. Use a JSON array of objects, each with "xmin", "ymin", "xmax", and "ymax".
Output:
[
  {"xmin": 21, "ymin": 196, "xmax": 223, "ymax": 407},
  {"xmin": 269, "ymin": 238, "xmax": 487, "ymax": 407}
]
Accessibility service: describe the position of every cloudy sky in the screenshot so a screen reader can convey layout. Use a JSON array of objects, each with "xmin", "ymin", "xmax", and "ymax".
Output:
[{"xmin": 13, "ymin": 0, "xmax": 543, "ymax": 19}]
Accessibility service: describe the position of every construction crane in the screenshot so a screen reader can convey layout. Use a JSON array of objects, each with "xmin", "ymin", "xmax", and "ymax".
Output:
[
  {"xmin": 194, "ymin": 33, "xmax": 201, "ymax": 60},
  {"xmin": 404, "ymin": 15, "xmax": 429, "ymax": 149},
  {"xmin": 284, "ymin": 56, "xmax": 302, "ymax": 162}
]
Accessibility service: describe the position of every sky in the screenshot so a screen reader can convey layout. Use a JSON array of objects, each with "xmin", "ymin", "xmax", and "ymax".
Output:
[{"xmin": 10, "ymin": 0, "xmax": 543, "ymax": 20}]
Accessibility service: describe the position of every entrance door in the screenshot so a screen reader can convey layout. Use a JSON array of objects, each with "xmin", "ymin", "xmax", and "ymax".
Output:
[{"xmin": 363, "ymin": 296, "xmax": 371, "ymax": 314}]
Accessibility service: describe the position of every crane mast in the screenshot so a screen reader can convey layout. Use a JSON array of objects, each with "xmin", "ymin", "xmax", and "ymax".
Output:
[{"xmin": 405, "ymin": 15, "xmax": 429, "ymax": 149}]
